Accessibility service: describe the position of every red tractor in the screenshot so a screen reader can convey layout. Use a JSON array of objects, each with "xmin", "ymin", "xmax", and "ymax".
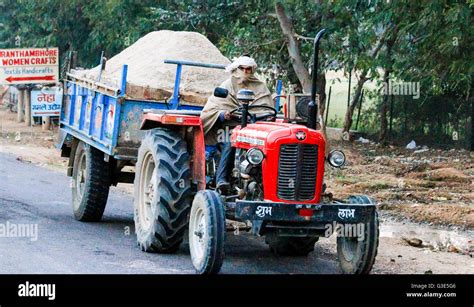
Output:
[{"xmin": 133, "ymin": 29, "xmax": 379, "ymax": 274}]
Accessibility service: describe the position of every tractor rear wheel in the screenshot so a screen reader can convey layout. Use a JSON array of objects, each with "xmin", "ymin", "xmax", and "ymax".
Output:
[
  {"xmin": 336, "ymin": 195, "xmax": 379, "ymax": 274},
  {"xmin": 266, "ymin": 234, "xmax": 319, "ymax": 256},
  {"xmin": 189, "ymin": 190, "xmax": 225, "ymax": 274},
  {"xmin": 134, "ymin": 128, "xmax": 191, "ymax": 253},
  {"xmin": 71, "ymin": 141, "xmax": 110, "ymax": 221}
]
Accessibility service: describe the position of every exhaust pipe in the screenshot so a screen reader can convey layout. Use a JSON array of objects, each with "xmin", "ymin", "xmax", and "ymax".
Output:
[{"xmin": 307, "ymin": 28, "xmax": 326, "ymax": 130}]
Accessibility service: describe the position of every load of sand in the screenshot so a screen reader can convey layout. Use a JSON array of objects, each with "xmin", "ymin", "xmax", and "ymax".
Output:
[{"xmin": 71, "ymin": 30, "xmax": 231, "ymax": 105}]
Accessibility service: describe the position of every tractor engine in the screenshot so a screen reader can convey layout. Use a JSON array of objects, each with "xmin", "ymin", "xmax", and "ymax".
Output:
[{"xmin": 230, "ymin": 122, "xmax": 327, "ymax": 204}]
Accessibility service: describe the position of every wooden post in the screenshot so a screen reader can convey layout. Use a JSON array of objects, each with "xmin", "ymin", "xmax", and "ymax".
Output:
[
  {"xmin": 347, "ymin": 68, "xmax": 352, "ymax": 109},
  {"xmin": 17, "ymin": 89, "xmax": 24, "ymax": 122},
  {"xmin": 71, "ymin": 51, "xmax": 77, "ymax": 69},
  {"xmin": 355, "ymin": 89, "xmax": 364, "ymax": 131},
  {"xmin": 42, "ymin": 116, "xmax": 51, "ymax": 131},
  {"xmin": 389, "ymin": 95, "xmax": 394, "ymax": 141},
  {"xmin": 471, "ymin": 99, "xmax": 473, "ymax": 151},
  {"xmin": 325, "ymin": 86, "xmax": 332, "ymax": 125},
  {"xmin": 24, "ymin": 88, "xmax": 31, "ymax": 126}
]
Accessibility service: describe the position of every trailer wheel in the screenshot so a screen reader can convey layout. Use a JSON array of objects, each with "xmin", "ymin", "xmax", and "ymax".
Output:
[
  {"xmin": 71, "ymin": 141, "xmax": 110, "ymax": 221},
  {"xmin": 189, "ymin": 190, "xmax": 225, "ymax": 274},
  {"xmin": 266, "ymin": 234, "xmax": 319, "ymax": 256},
  {"xmin": 337, "ymin": 195, "xmax": 379, "ymax": 274},
  {"xmin": 134, "ymin": 128, "xmax": 191, "ymax": 253}
]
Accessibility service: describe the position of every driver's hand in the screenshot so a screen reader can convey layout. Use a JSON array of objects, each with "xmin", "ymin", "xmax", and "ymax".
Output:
[{"xmin": 224, "ymin": 111, "xmax": 232, "ymax": 120}]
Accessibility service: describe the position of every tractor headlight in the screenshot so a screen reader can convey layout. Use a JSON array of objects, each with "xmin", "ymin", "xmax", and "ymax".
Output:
[
  {"xmin": 246, "ymin": 148, "xmax": 264, "ymax": 165},
  {"xmin": 328, "ymin": 150, "xmax": 346, "ymax": 168}
]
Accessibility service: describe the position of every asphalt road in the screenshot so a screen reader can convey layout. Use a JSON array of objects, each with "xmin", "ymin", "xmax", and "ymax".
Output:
[{"xmin": 0, "ymin": 152, "xmax": 341, "ymax": 274}]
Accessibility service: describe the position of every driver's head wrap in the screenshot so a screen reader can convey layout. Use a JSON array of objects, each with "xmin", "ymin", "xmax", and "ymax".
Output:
[
  {"xmin": 226, "ymin": 56, "xmax": 259, "ymax": 85},
  {"xmin": 225, "ymin": 56, "xmax": 257, "ymax": 73}
]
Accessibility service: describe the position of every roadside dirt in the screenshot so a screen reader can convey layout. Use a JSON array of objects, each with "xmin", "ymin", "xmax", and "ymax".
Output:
[
  {"xmin": 0, "ymin": 108, "xmax": 67, "ymax": 171},
  {"xmin": 316, "ymin": 219, "xmax": 474, "ymax": 274},
  {"xmin": 0, "ymin": 106, "xmax": 472, "ymax": 273},
  {"xmin": 325, "ymin": 140, "xmax": 473, "ymax": 229}
]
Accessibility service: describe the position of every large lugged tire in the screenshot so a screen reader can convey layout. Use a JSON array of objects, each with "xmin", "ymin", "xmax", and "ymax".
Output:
[
  {"xmin": 337, "ymin": 195, "xmax": 379, "ymax": 274},
  {"xmin": 189, "ymin": 190, "xmax": 225, "ymax": 274},
  {"xmin": 71, "ymin": 141, "xmax": 110, "ymax": 221},
  {"xmin": 266, "ymin": 234, "xmax": 319, "ymax": 256},
  {"xmin": 134, "ymin": 128, "xmax": 191, "ymax": 253}
]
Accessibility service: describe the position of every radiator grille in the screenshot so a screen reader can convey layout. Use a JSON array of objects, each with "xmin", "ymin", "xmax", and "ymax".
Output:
[{"xmin": 277, "ymin": 144, "xmax": 318, "ymax": 201}]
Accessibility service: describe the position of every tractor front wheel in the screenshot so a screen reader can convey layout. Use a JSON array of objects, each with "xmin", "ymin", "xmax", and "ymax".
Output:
[
  {"xmin": 336, "ymin": 195, "xmax": 379, "ymax": 274},
  {"xmin": 189, "ymin": 190, "xmax": 225, "ymax": 274}
]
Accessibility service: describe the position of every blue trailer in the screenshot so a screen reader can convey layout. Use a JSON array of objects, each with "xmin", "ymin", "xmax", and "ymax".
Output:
[
  {"xmin": 57, "ymin": 58, "xmax": 226, "ymax": 222},
  {"xmin": 58, "ymin": 59, "xmax": 224, "ymax": 162}
]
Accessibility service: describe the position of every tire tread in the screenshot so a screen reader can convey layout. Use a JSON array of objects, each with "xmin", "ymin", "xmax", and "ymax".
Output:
[
  {"xmin": 72, "ymin": 142, "xmax": 110, "ymax": 222},
  {"xmin": 134, "ymin": 128, "xmax": 191, "ymax": 254}
]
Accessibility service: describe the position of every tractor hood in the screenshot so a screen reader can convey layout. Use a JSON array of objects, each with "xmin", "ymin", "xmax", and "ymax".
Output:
[
  {"xmin": 231, "ymin": 121, "xmax": 327, "ymax": 204},
  {"xmin": 231, "ymin": 122, "xmax": 326, "ymax": 151}
]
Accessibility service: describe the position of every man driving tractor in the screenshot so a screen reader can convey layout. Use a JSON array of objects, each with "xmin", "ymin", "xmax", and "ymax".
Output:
[{"xmin": 200, "ymin": 56, "xmax": 274, "ymax": 193}]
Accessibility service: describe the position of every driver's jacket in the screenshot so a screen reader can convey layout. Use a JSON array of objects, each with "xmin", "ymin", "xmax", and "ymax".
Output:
[{"xmin": 200, "ymin": 74, "xmax": 273, "ymax": 145}]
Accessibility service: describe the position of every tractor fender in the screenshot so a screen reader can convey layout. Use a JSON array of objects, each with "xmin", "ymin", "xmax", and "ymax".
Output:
[{"xmin": 139, "ymin": 112, "xmax": 206, "ymax": 191}]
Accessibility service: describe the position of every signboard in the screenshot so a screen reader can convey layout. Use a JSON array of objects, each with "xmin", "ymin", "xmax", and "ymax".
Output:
[
  {"xmin": 0, "ymin": 48, "xmax": 59, "ymax": 85},
  {"xmin": 31, "ymin": 87, "xmax": 62, "ymax": 117}
]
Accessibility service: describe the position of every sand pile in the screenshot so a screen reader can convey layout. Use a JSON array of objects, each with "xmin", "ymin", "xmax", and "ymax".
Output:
[{"xmin": 72, "ymin": 30, "xmax": 230, "ymax": 105}]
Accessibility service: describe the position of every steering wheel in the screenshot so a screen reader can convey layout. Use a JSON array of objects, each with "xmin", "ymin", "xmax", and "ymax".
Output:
[{"xmin": 229, "ymin": 105, "xmax": 277, "ymax": 123}]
